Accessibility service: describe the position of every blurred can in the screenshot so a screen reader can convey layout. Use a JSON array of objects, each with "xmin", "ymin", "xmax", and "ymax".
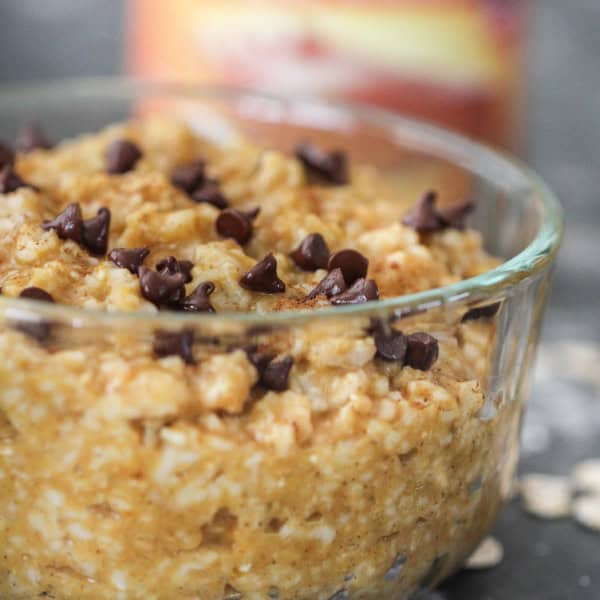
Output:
[{"xmin": 127, "ymin": 0, "xmax": 533, "ymax": 150}]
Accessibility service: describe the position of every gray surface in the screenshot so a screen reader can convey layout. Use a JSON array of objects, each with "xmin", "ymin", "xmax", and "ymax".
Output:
[{"xmin": 0, "ymin": 1, "xmax": 598, "ymax": 598}]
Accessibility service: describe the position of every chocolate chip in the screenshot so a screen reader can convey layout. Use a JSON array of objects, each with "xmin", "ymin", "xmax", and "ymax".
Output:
[
  {"xmin": 106, "ymin": 139, "xmax": 142, "ymax": 174},
  {"xmin": 171, "ymin": 161, "xmax": 206, "ymax": 194},
  {"xmin": 16, "ymin": 122, "xmax": 52, "ymax": 153},
  {"xmin": 244, "ymin": 345, "xmax": 277, "ymax": 374},
  {"xmin": 81, "ymin": 207, "xmax": 111, "ymax": 255},
  {"xmin": 239, "ymin": 253, "xmax": 285, "ymax": 294},
  {"xmin": 192, "ymin": 179, "xmax": 229, "ymax": 210},
  {"xmin": 403, "ymin": 191, "xmax": 475, "ymax": 233},
  {"xmin": 330, "ymin": 278, "xmax": 379, "ymax": 305},
  {"xmin": 245, "ymin": 347, "xmax": 293, "ymax": 391},
  {"xmin": 16, "ymin": 287, "xmax": 54, "ymax": 342},
  {"xmin": 290, "ymin": 233, "xmax": 330, "ymax": 271},
  {"xmin": 108, "ymin": 247, "xmax": 149, "ymax": 274},
  {"xmin": 372, "ymin": 323, "xmax": 408, "ymax": 362},
  {"xmin": 402, "ymin": 190, "xmax": 445, "ymax": 233},
  {"xmin": 306, "ymin": 268, "xmax": 347, "ymax": 300},
  {"xmin": 327, "ymin": 249, "xmax": 368, "ymax": 285},
  {"xmin": 0, "ymin": 142, "xmax": 15, "ymax": 168},
  {"xmin": 461, "ymin": 302, "xmax": 501, "ymax": 322},
  {"xmin": 216, "ymin": 208, "xmax": 254, "ymax": 245},
  {"xmin": 438, "ymin": 199, "xmax": 474, "ymax": 230},
  {"xmin": 181, "ymin": 281, "xmax": 216, "ymax": 313},
  {"xmin": 156, "ymin": 256, "xmax": 194, "ymax": 284},
  {"xmin": 404, "ymin": 332, "xmax": 439, "ymax": 371},
  {"xmin": 154, "ymin": 329, "xmax": 195, "ymax": 365},
  {"xmin": 19, "ymin": 287, "xmax": 54, "ymax": 303},
  {"xmin": 42, "ymin": 203, "xmax": 83, "ymax": 244},
  {"xmin": 261, "ymin": 356, "xmax": 294, "ymax": 391},
  {"xmin": 295, "ymin": 142, "xmax": 349, "ymax": 185},
  {"xmin": 0, "ymin": 165, "xmax": 32, "ymax": 194},
  {"xmin": 138, "ymin": 266, "xmax": 187, "ymax": 308}
]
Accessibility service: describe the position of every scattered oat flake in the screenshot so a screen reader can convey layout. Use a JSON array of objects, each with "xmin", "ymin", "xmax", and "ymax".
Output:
[
  {"xmin": 520, "ymin": 474, "xmax": 571, "ymax": 519},
  {"xmin": 572, "ymin": 459, "xmax": 600, "ymax": 494},
  {"xmin": 464, "ymin": 536, "xmax": 504, "ymax": 570},
  {"xmin": 572, "ymin": 495, "xmax": 600, "ymax": 532}
]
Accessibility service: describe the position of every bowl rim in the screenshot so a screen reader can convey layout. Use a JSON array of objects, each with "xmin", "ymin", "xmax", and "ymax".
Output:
[{"xmin": 0, "ymin": 77, "xmax": 564, "ymax": 329}]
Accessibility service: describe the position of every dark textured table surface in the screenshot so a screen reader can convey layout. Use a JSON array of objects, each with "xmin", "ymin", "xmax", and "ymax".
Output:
[{"xmin": 0, "ymin": 1, "xmax": 598, "ymax": 598}]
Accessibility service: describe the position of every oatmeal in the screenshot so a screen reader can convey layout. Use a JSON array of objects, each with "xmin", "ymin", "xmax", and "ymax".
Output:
[{"xmin": 0, "ymin": 118, "xmax": 518, "ymax": 600}]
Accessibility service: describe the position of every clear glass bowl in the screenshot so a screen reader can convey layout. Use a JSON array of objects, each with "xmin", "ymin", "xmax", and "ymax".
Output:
[{"xmin": 0, "ymin": 79, "xmax": 562, "ymax": 600}]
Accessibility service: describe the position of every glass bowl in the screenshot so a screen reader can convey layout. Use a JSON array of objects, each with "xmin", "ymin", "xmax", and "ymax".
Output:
[{"xmin": 0, "ymin": 79, "xmax": 562, "ymax": 600}]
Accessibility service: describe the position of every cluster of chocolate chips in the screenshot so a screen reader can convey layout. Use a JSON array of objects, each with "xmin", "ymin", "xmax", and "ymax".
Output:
[
  {"xmin": 127, "ymin": 255, "xmax": 216, "ymax": 314},
  {"xmin": 295, "ymin": 142, "xmax": 349, "ymax": 186},
  {"xmin": 42, "ymin": 202, "xmax": 111, "ymax": 256},
  {"xmin": 293, "ymin": 237, "xmax": 379, "ymax": 305},
  {"xmin": 402, "ymin": 190, "xmax": 474, "ymax": 233},
  {"xmin": 245, "ymin": 345, "xmax": 294, "ymax": 391},
  {"xmin": 370, "ymin": 320, "xmax": 439, "ymax": 371},
  {"xmin": 171, "ymin": 160, "xmax": 229, "ymax": 210}
]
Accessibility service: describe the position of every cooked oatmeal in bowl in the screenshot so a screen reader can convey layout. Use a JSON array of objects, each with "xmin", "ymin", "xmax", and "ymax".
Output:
[{"xmin": 0, "ymin": 82, "xmax": 562, "ymax": 600}]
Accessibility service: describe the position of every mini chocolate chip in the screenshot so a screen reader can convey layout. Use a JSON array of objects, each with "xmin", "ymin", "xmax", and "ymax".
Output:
[
  {"xmin": 42, "ymin": 202, "xmax": 83, "ymax": 244},
  {"xmin": 404, "ymin": 332, "xmax": 439, "ymax": 371},
  {"xmin": 0, "ymin": 165, "xmax": 32, "ymax": 194},
  {"xmin": 330, "ymin": 278, "xmax": 379, "ymax": 305},
  {"xmin": 244, "ymin": 206, "xmax": 261, "ymax": 221},
  {"xmin": 106, "ymin": 139, "xmax": 142, "ymax": 174},
  {"xmin": 306, "ymin": 268, "xmax": 347, "ymax": 300},
  {"xmin": 245, "ymin": 347, "xmax": 293, "ymax": 391},
  {"xmin": 156, "ymin": 256, "xmax": 194, "ymax": 284},
  {"xmin": 139, "ymin": 266, "xmax": 187, "ymax": 308},
  {"xmin": 438, "ymin": 199, "xmax": 475, "ymax": 230},
  {"xmin": 372, "ymin": 324, "xmax": 408, "ymax": 362},
  {"xmin": 154, "ymin": 329, "xmax": 195, "ymax": 365},
  {"xmin": 239, "ymin": 253, "xmax": 285, "ymax": 294},
  {"xmin": 290, "ymin": 233, "xmax": 330, "ymax": 271},
  {"xmin": 16, "ymin": 287, "xmax": 54, "ymax": 342},
  {"xmin": 261, "ymin": 356, "xmax": 294, "ymax": 391},
  {"xmin": 402, "ymin": 190, "xmax": 445, "ymax": 233},
  {"xmin": 295, "ymin": 142, "xmax": 349, "ymax": 186},
  {"xmin": 461, "ymin": 301, "xmax": 501, "ymax": 322},
  {"xmin": 16, "ymin": 122, "xmax": 52, "ymax": 153},
  {"xmin": 403, "ymin": 191, "xmax": 475, "ymax": 233},
  {"xmin": 181, "ymin": 281, "xmax": 216, "ymax": 313},
  {"xmin": 108, "ymin": 247, "xmax": 149, "ymax": 274},
  {"xmin": 244, "ymin": 345, "xmax": 277, "ymax": 374},
  {"xmin": 327, "ymin": 249, "xmax": 369, "ymax": 285},
  {"xmin": 0, "ymin": 142, "xmax": 15, "ymax": 168},
  {"xmin": 19, "ymin": 287, "xmax": 54, "ymax": 303},
  {"xmin": 171, "ymin": 161, "xmax": 206, "ymax": 194},
  {"xmin": 192, "ymin": 179, "xmax": 229, "ymax": 210},
  {"xmin": 81, "ymin": 207, "xmax": 111, "ymax": 255},
  {"xmin": 216, "ymin": 208, "xmax": 254, "ymax": 245}
]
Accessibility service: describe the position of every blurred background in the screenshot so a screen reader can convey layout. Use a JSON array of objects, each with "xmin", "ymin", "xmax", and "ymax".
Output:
[{"xmin": 0, "ymin": 1, "xmax": 597, "ymax": 598}]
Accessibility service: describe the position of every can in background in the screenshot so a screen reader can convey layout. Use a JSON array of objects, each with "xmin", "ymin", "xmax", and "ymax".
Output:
[{"xmin": 127, "ymin": 0, "xmax": 532, "ymax": 150}]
